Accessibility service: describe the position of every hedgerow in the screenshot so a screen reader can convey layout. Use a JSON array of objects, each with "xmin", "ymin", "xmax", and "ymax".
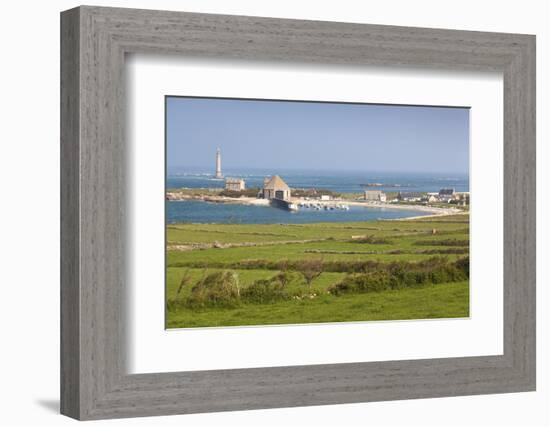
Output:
[
  {"xmin": 166, "ymin": 257, "xmax": 470, "ymax": 310},
  {"xmin": 327, "ymin": 257, "xmax": 468, "ymax": 296}
]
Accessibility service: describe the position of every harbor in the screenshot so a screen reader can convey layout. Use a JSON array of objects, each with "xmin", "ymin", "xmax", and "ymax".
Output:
[
  {"xmin": 166, "ymin": 148, "xmax": 467, "ymax": 224},
  {"xmin": 166, "ymin": 199, "xmax": 438, "ymax": 225}
]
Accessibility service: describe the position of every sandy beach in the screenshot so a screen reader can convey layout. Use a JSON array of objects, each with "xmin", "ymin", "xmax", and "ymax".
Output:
[{"xmin": 347, "ymin": 200, "xmax": 464, "ymax": 219}]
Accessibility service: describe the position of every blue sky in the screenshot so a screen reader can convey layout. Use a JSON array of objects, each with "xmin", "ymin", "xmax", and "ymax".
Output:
[{"xmin": 166, "ymin": 97, "xmax": 469, "ymax": 175}]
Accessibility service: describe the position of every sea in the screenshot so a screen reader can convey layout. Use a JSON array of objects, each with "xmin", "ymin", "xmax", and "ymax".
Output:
[{"xmin": 166, "ymin": 169, "xmax": 469, "ymax": 225}]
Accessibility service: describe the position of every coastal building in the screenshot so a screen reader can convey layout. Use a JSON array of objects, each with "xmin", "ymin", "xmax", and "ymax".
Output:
[
  {"xmin": 262, "ymin": 175, "xmax": 291, "ymax": 201},
  {"xmin": 225, "ymin": 178, "xmax": 245, "ymax": 191},
  {"xmin": 424, "ymin": 194, "xmax": 438, "ymax": 203},
  {"xmin": 439, "ymin": 188, "xmax": 455, "ymax": 196},
  {"xmin": 447, "ymin": 192, "xmax": 469, "ymax": 206},
  {"xmin": 320, "ymin": 195, "xmax": 332, "ymax": 201},
  {"xmin": 364, "ymin": 190, "xmax": 387, "ymax": 202},
  {"xmin": 438, "ymin": 188, "xmax": 456, "ymax": 202},
  {"xmin": 397, "ymin": 191, "xmax": 424, "ymax": 202},
  {"xmin": 214, "ymin": 148, "xmax": 223, "ymax": 179}
]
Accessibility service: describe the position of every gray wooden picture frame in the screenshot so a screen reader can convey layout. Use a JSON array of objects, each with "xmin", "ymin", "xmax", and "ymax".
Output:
[{"xmin": 60, "ymin": 5, "xmax": 536, "ymax": 421}]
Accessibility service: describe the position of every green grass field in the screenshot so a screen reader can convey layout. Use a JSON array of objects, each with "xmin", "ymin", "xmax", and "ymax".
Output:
[{"xmin": 166, "ymin": 214, "xmax": 470, "ymax": 328}]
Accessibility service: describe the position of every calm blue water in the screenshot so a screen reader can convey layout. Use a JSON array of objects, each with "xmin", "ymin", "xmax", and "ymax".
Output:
[
  {"xmin": 167, "ymin": 200, "xmax": 428, "ymax": 224},
  {"xmin": 166, "ymin": 169, "xmax": 468, "ymax": 224}
]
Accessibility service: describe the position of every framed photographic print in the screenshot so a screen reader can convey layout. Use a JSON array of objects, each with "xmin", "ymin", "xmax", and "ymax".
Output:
[
  {"xmin": 61, "ymin": 6, "xmax": 536, "ymax": 420},
  {"xmin": 164, "ymin": 96, "xmax": 472, "ymax": 329}
]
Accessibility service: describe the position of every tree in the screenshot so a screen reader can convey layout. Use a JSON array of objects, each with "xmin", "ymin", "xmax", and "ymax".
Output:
[
  {"xmin": 274, "ymin": 260, "xmax": 292, "ymax": 288},
  {"xmin": 273, "ymin": 271, "xmax": 292, "ymax": 288},
  {"xmin": 298, "ymin": 259, "xmax": 324, "ymax": 289}
]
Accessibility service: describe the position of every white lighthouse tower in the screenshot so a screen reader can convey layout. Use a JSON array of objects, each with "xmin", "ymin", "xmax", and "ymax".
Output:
[{"xmin": 214, "ymin": 148, "xmax": 223, "ymax": 179}]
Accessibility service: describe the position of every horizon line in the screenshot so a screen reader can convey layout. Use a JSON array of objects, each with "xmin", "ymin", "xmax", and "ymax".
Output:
[{"xmin": 167, "ymin": 165, "xmax": 469, "ymax": 176}]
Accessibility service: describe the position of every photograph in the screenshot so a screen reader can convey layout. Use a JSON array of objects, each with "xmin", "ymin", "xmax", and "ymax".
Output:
[{"xmin": 165, "ymin": 96, "xmax": 471, "ymax": 329}]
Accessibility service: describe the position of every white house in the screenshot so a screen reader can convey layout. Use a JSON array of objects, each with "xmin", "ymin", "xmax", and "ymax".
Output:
[
  {"xmin": 397, "ymin": 192, "xmax": 424, "ymax": 202},
  {"xmin": 364, "ymin": 190, "xmax": 387, "ymax": 202}
]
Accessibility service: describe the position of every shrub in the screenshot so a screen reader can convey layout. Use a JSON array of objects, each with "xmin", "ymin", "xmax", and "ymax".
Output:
[
  {"xmin": 272, "ymin": 270, "xmax": 293, "ymax": 288},
  {"xmin": 454, "ymin": 256, "xmax": 470, "ymax": 277},
  {"xmin": 326, "ymin": 280, "xmax": 354, "ymax": 296},
  {"xmin": 176, "ymin": 270, "xmax": 193, "ymax": 295},
  {"xmin": 186, "ymin": 270, "xmax": 241, "ymax": 308},
  {"xmin": 241, "ymin": 277, "xmax": 290, "ymax": 304},
  {"xmin": 165, "ymin": 270, "xmax": 195, "ymax": 312},
  {"xmin": 328, "ymin": 271, "xmax": 391, "ymax": 295}
]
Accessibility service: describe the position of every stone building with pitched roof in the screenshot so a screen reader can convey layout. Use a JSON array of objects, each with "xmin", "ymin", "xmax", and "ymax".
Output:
[
  {"xmin": 262, "ymin": 175, "xmax": 291, "ymax": 201},
  {"xmin": 225, "ymin": 178, "xmax": 245, "ymax": 191}
]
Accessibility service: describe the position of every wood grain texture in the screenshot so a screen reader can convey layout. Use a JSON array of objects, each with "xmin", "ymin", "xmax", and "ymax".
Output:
[
  {"xmin": 60, "ymin": 7, "xmax": 80, "ymax": 419},
  {"xmin": 60, "ymin": 5, "xmax": 536, "ymax": 420}
]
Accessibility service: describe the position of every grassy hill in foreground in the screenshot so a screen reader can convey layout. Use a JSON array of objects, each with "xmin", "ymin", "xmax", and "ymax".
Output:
[{"xmin": 166, "ymin": 214, "xmax": 469, "ymax": 328}]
